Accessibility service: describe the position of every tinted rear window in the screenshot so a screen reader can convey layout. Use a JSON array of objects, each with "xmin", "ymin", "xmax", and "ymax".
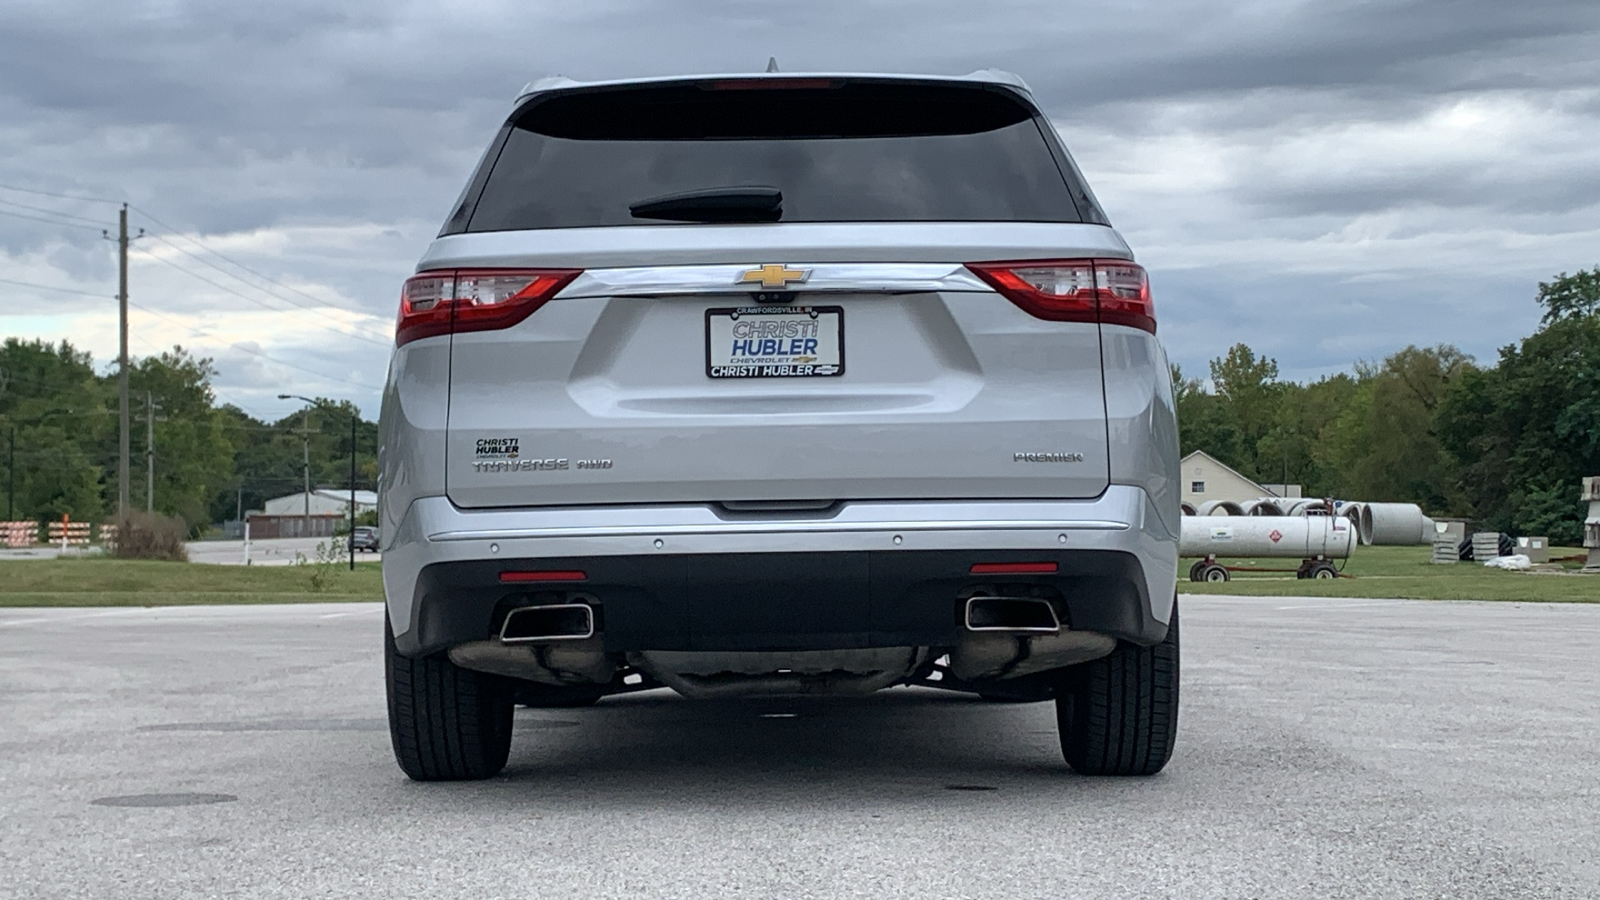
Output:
[{"xmin": 451, "ymin": 81, "xmax": 1091, "ymax": 232}]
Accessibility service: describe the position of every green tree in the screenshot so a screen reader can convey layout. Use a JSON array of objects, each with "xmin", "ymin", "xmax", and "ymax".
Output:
[
  {"xmin": 0, "ymin": 338, "xmax": 113, "ymax": 523},
  {"xmin": 1326, "ymin": 346, "xmax": 1474, "ymax": 510},
  {"xmin": 1207, "ymin": 344, "xmax": 1284, "ymax": 481},
  {"xmin": 1171, "ymin": 363, "xmax": 1243, "ymax": 467},
  {"xmin": 122, "ymin": 347, "xmax": 236, "ymax": 529},
  {"xmin": 1439, "ymin": 315, "xmax": 1600, "ymax": 542},
  {"xmin": 1272, "ymin": 372, "xmax": 1358, "ymax": 497},
  {"xmin": 1537, "ymin": 266, "xmax": 1600, "ymax": 323},
  {"xmin": 216, "ymin": 398, "xmax": 377, "ymax": 522}
]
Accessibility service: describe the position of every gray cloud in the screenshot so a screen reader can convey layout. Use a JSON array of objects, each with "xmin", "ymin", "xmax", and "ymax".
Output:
[{"xmin": 2, "ymin": 0, "xmax": 1598, "ymax": 418}]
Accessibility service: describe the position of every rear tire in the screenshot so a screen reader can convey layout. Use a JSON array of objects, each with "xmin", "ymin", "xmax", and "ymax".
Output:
[
  {"xmin": 1055, "ymin": 598, "xmax": 1179, "ymax": 776},
  {"xmin": 1200, "ymin": 564, "xmax": 1229, "ymax": 582},
  {"xmin": 386, "ymin": 618, "xmax": 515, "ymax": 781}
]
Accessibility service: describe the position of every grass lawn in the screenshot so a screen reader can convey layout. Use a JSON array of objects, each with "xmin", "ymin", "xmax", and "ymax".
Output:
[
  {"xmin": 0, "ymin": 557, "xmax": 383, "ymax": 607},
  {"xmin": 2, "ymin": 546, "xmax": 1593, "ymax": 607},
  {"xmin": 1180, "ymin": 545, "xmax": 1598, "ymax": 602}
]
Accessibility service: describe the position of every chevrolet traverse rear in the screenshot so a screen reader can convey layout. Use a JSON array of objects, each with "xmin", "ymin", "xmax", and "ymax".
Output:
[{"xmin": 379, "ymin": 71, "xmax": 1181, "ymax": 781}]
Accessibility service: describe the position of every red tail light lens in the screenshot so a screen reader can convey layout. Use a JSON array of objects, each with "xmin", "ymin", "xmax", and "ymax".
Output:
[
  {"xmin": 966, "ymin": 259, "xmax": 1154, "ymax": 333},
  {"xmin": 970, "ymin": 562, "xmax": 1059, "ymax": 574},
  {"xmin": 396, "ymin": 268, "xmax": 581, "ymax": 346},
  {"xmin": 499, "ymin": 570, "xmax": 588, "ymax": 583}
]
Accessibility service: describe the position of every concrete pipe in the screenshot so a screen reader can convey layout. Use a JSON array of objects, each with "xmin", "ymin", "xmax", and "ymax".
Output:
[
  {"xmin": 1339, "ymin": 502, "xmax": 1371, "ymax": 545},
  {"xmin": 1288, "ymin": 498, "xmax": 1333, "ymax": 516},
  {"xmin": 1180, "ymin": 515, "xmax": 1355, "ymax": 559},
  {"xmin": 1363, "ymin": 502, "xmax": 1432, "ymax": 545},
  {"xmin": 1180, "ymin": 501, "xmax": 1198, "ymax": 516},
  {"xmin": 1197, "ymin": 500, "xmax": 1245, "ymax": 516},
  {"xmin": 1242, "ymin": 498, "xmax": 1286, "ymax": 516}
]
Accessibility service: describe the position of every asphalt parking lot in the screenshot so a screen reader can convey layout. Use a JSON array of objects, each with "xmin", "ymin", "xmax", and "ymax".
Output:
[{"xmin": 2, "ymin": 596, "xmax": 1596, "ymax": 899}]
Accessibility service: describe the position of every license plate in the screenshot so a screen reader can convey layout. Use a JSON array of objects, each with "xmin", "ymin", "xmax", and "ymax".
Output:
[{"xmin": 705, "ymin": 305, "xmax": 844, "ymax": 379}]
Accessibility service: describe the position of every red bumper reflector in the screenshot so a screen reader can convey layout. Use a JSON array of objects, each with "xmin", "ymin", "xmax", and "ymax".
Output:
[
  {"xmin": 499, "ymin": 570, "xmax": 588, "ymax": 583},
  {"xmin": 969, "ymin": 562, "xmax": 1059, "ymax": 575}
]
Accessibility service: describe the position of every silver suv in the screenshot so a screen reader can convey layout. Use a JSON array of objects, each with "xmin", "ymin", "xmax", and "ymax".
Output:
[{"xmin": 379, "ymin": 70, "xmax": 1181, "ymax": 781}]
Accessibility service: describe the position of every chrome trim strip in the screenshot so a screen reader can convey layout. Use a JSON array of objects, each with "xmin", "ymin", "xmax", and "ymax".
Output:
[
  {"xmin": 430, "ymin": 518, "xmax": 1128, "ymax": 542},
  {"xmin": 559, "ymin": 262, "xmax": 992, "ymax": 299}
]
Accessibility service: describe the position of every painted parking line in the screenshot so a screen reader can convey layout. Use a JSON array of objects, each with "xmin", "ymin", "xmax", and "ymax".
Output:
[
  {"xmin": 318, "ymin": 608, "xmax": 384, "ymax": 619},
  {"xmin": 0, "ymin": 607, "xmax": 153, "ymax": 628},
  {"xmin": 1273, "ymin": 600, "xmax": 1415, "ymax": 611}
]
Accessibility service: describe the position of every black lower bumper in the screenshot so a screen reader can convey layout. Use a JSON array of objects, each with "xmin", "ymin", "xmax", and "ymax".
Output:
[{"xmin": 395, "ymin": 549, "xmax": 1164, "ymax": 658}]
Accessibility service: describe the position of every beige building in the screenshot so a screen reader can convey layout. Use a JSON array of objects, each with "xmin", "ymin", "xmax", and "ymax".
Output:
[
  {"xmin": 261, "ymin": 489, "xmax": 378, "ymax": 517},
  {"xmin": 1180, "ymin": 451, "xmax": 1280, "ymax": 509}
]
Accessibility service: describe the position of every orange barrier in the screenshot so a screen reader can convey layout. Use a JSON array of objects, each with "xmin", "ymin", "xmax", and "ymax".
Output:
[{"xmin": 0, "ymin": 521, "xmax": 38, "ymax": 548}]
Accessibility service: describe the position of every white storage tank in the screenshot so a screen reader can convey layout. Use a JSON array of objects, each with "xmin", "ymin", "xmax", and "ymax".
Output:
[{"xmin": 1180, "ymin": 515, "xmax": 1355, "ymax": 559}]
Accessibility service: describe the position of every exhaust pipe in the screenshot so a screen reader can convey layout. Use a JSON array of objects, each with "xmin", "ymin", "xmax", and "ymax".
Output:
[
  {"xmin": 963, "ymin": 596, "xmax": 1060, "ymax": 633},
  {"xmin": 500, "ymin": 604, "xmax": 595, "ymax": 643}
]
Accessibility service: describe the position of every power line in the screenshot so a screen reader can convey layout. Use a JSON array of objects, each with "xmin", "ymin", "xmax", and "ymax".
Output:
[
  {"xmin": 130, "ymin": 205, "xmax": 393, "ymax": 329},
  {"xmin": 0, "ymin": 207, "xmax": 105, "ymax": 232},
  {"xmin": 1, "ymin": 194, "xmax": 392, "ymax": 345},
  {"xmin": 123, "ymin": 329, "xmax": 365, "ymax": 425},
  {"xmin": 129, "ymin": 246, "xmax": 394, "ymax": 347},
  {"xmin": 126, "ymin": 299, "xmax": 381, "ymax": 390},
  {"xmin": 0, "ymin": 198, "xmax": 108, "ymax": 227},
  {"xmin": 0, "ymin": 182, "xmax": 122, "ymax": 204},
  {"xmin": 0, "ymin": 276, "xmax": 112, "ymax": 299},
  {"xmin": 138, "ymin": 232, "xmax": 394, "ymax": 344}
]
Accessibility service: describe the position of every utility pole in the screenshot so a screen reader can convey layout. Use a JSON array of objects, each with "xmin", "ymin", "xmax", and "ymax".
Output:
[
  {"xmin": 278, "ymin": 394, "xmax": 319, "ymax": 537},
  {"xmin": 301, "ymin": 407, "xmax": 311, "ymax": 532},
  {"xmin": 6, "ymin": 426, "xmax": 14, "ymax": 521},
  {"xmin": 117, "ymin": 204, "xmax": 129, "ymax": 516},
  {"xmin": 349, "ymin": 413, "xmax": 357, "ymax": 571},
  {"xmin": 144, "ymin": 391, "xmax": 163, "ymax": 512}
]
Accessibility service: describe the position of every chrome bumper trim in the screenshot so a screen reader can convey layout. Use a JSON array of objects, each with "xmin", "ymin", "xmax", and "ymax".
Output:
[{"xmin": 429, "ymin": 517, "xmax": 1128, "ymax": 542}]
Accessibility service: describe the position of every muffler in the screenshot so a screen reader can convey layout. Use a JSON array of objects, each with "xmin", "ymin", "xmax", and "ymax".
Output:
[
  {"xmin": 963, "ymin": 596, "xmax": 1060, "ymax": 633},
  {"xmin": 500, "ymin": 603, "xmax": 595, "ymax": 643}
]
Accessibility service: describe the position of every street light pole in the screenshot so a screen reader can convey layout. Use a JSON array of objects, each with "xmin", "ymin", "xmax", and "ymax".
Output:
[
  {"xmin": 146, "ymin": 390, "xmax": 156, "ymax": 512},
  {"xmin": 349, "ymin": 413, "xmax": 357, "ymax": 571},
  {"xmin": 301, "ymin": 407, "xmax": 310, "ymax": 532},
  {"xmin": 278, "ymin": 394, "xmax": 318, "ymax": 538},
  {"xmin": 117, "ymin": 204, "xmax": 129, "ymax": 516}
]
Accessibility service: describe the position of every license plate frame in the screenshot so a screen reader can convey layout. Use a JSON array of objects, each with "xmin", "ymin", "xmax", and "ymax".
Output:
[{"xmin": 704, "ymin": 305, "xmax": 845, "ymax": 379}]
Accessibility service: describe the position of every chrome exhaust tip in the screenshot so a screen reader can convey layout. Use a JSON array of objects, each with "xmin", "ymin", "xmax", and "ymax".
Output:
[
  {"xmin": 499, "ymin": 604, "xmax": 596, "ymax": 643},
  {"xmin": 963, "ymin": 596, "xmax": 1060, "ymax": 633}
]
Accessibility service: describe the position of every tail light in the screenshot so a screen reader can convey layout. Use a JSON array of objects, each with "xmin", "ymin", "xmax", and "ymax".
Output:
[
  {"xmin": 970, "ymin": 562, "xmax": 1059, "ymax": 574},
  {"xmin": 396, "ymin": 268, "xmax": 581, "ymax": 346},
  {"xmin": 966, "ymin": 259, "xmax": 1154, "ymax": 333},
  {"xmin": 499, "ymin": 570, "xmax": 588, "ymax": 583}
]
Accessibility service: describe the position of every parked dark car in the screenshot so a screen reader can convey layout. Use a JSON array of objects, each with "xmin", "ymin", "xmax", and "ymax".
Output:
[{"xmin": 349, "ymin": 527, "xmax": 380, "ymax": 553}]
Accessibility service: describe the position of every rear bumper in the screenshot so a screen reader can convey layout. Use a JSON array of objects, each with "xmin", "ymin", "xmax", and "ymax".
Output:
[{"xmin": 384, "ymin": 485, "xmax": 1178, "ymax": 657}]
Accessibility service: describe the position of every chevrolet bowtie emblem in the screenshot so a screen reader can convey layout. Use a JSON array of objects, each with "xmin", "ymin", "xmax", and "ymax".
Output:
[{"xmin": 738, "ymin": 264, "xmax": 810, "ymax": 288}]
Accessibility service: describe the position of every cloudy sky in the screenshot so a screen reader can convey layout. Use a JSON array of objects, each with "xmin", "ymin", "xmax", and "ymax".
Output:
[{"xmin": 2, "ymin": 0, "xmax": 1597, "ymax": 421}]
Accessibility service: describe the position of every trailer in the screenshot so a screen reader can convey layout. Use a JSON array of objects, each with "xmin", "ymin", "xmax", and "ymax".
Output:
[{"xmin": 1181, "ymin": 515, "xmax": 1355, "ymax": 582}]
